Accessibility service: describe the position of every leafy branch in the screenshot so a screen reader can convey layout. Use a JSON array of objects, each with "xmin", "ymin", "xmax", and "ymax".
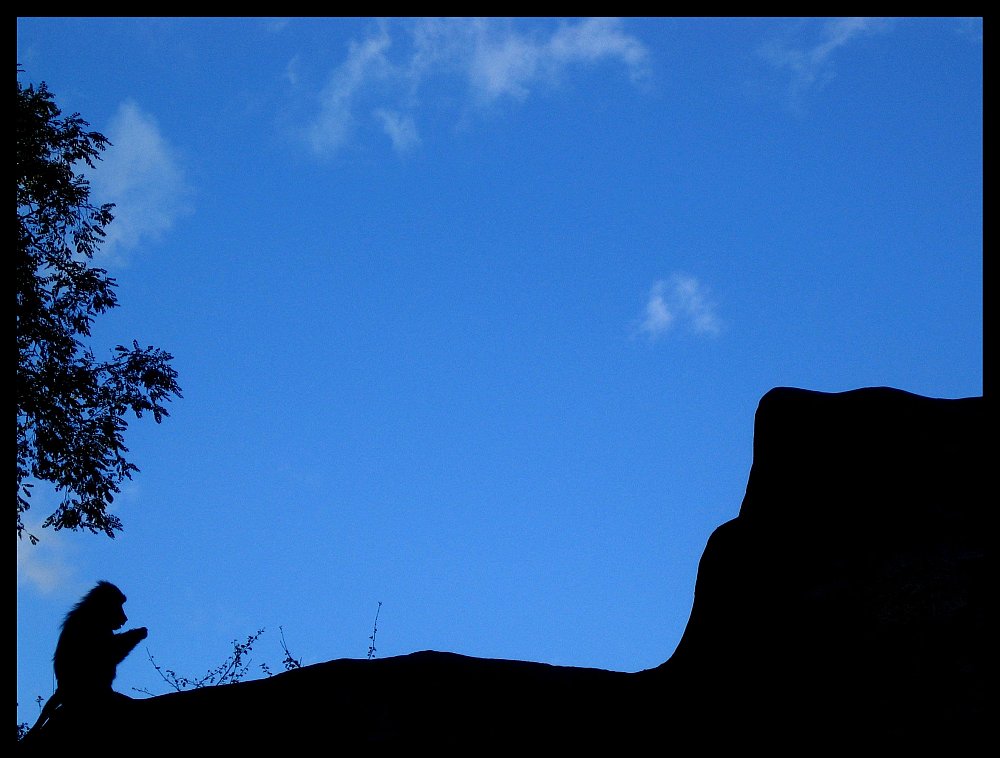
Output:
[
  {"xmin": 259, "ymin": 626, "xmax": 302, "ymax": 677},
  {"xmin": 136, "ymin": 627, "xmax": 302, "ymax": 695}
]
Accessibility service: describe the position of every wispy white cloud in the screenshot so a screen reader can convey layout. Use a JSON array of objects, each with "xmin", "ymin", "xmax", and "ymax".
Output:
[
  {"xmin": 90, "ymin": 101, "xmax": 192, "ymax": 262},
  {"xmin": 548, "ymin": 17, "xmax": 650, "ymax": 81},
  {"xmin": 759, "ymin": 18, "xmax": 892, "ymax": 102},
  {"xmin": 641, "ymin": 283, "xmax": 675, "ymax": 336},
  {"xmin": 954, "ymin": 17, "xmax": 983, "ymax": 44},
  {"xmin": 262, "ymin": 18, "xmax": 290, "ymax": 34},
  {"xmin": 304, "ymin": 18, "xmax": 650, "ymax": 157},
  {"xmin": 17, "ymin": 518, "xmax": 75, "ymax": 594},
  {"xmin": 374, "ymin": 108, "xmax": 421, "ymax": 152},
  {"xmin": 284, "ymin": 54, "xmax": 302, "ymax": 86},
  {"xmin": 636, "ymin": 274, "xmax": 723, "ymax": 340},
  {"xmin": 307, "ymin": 25, "xmax": 394, "ymax": 156},
  {"xmin": 467, "ymin": 23, "xmax": 543, "ymax": 102},
  {"xmin": 466, "ymin": 17, "xmax": 650, "ymax": 103},
  {"xmin": 18, "ymin": 481, "xmax": 142, "ymax": 592}
]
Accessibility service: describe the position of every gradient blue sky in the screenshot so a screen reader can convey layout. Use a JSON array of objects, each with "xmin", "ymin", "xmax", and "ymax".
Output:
[{"xmin": 17, "ymin": 17, "xmax": 982, "ymax": 722}]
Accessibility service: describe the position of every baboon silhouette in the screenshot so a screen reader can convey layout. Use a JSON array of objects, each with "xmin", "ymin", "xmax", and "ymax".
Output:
[{"xmin": 28, "ymin": 581, "xmax": 147, "ymax": 735}]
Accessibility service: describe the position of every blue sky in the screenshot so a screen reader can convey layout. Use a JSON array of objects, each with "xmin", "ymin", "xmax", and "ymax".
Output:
[{"xmin": 17, "ymin": 17, "xmax": 982, "ymax": 722}]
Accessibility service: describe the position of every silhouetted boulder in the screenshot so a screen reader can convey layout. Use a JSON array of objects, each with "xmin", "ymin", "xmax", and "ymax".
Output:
[
  {"xmin": 655, "ymin": 387, "xmax": 986, "ymax": 750},
  {"xmin": 20, "ymin": 387, "xmax": 986, "ymax": 751}
]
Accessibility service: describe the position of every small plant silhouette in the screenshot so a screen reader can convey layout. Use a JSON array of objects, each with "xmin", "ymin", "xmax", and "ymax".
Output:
[
  {"xmin": 16, "ymin": 697, "xmax": 43, "ymax": 741},
  {"xmin": 137, "ymin": 627, "xmax": 301, "ymax": 695},
  {"xmin": 260, "ymin": 626, "xmax": 302, "ymax": 677},
  {"xmin": 367, "ymin": 602, "xmax": 382, "ymax": 660},
  {"xmin": 141, "ymin": 629, "xmax": 265, "ymax": 693}
]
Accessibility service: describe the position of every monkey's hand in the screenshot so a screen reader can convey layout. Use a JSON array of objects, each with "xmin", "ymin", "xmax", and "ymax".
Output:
[{"xmin": 112, "ymin": 626, "xmax": 150, "ymax": 662}]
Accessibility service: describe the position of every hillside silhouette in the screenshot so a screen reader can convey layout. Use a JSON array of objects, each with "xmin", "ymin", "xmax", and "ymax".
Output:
[{"xmin": 20, "ymin": 386, "xmax": 986, "ymax": 751}]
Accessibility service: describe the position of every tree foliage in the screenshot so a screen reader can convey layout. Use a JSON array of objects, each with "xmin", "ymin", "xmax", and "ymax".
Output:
[{"xmin": 16, "ymin": 68, "xmax": 182, "ymax": 543}]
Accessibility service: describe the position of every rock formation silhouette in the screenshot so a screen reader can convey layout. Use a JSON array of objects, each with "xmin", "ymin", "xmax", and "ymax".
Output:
[{"xmin": 20, "ymin": 387, "xmax": 985, "ymax": 751}]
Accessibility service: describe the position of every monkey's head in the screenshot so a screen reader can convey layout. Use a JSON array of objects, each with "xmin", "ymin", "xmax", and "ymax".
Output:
[{"xmin": 67, "ymin": 580, "xmax": 129, "ymax": 631}]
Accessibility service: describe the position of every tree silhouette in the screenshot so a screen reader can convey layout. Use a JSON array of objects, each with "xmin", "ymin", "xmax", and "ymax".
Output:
[{"xmin": 16, "ymin": 67, "xmax": 182, "ymax": 544}]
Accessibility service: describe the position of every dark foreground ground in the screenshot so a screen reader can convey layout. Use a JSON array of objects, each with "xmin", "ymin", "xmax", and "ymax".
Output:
[{"xmin": 21, "ymin": 387, "xmax": 987, "ymax": 752}]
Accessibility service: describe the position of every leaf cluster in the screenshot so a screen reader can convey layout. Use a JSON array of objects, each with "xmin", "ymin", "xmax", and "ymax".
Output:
[{"xmin": 16, "ymin": 68, "xmax": 181, "ymax": 543}]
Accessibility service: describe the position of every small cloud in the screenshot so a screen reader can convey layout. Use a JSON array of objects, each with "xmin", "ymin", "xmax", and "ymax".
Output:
[
  {"xmin": 636, "ymin": 274, "xmax": 722, "ymax": 340},
  {"xmin": 448, "ymin": 17, "xmax": 650, "ymax": 105},
  {"xmin": 262, "ymin": 18, "xmax": 290, "ymax": 34},
  {"xmin": 759, "ymin": 18, "xmax": 892, "ymax": 104},
  {"xmin": 374, "ymin": 108, "xmax": 421, "ymax": 152},
  {"xmin": 467, "ymin": 25, "xmax": 542, "ymax": 102},
  {"xmin": 954, "ymin": 17, "xmax": 983, "ymax": 44},
  {"xmin": 284, "ymin": 54, "xmax": 302, "ymax": 86},
  {"xmin": 547, "ymin": 17, "xmax": 650, "ymax": 82},
  {"xmin": 640, "ymin": 281, "xmax": 675, "ymax": 337},
  {"xmin": 89, "ymin": 101, "xmax": 192, "ymax": 262}
]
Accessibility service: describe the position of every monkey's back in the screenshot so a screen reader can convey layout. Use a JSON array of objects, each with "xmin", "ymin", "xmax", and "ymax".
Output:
[{"xmin": 54, "ymin": 622, "xmax": 119, "ymax": 693}]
